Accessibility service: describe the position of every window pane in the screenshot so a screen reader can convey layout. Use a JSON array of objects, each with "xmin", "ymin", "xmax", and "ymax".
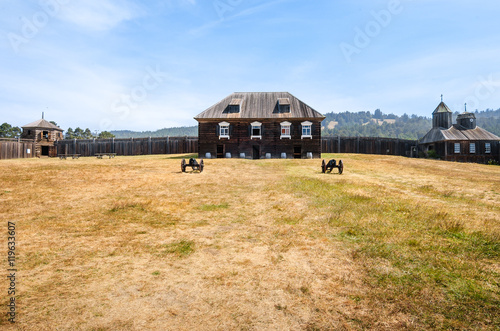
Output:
[
  {"xmin": 485, "ymin": 143, "xmax": 491, "ymax": 153},
  {"xmin": 454, "ymin": 143, "xmax": 460, "ymax": 153},
  {"xmin": 470, "ymin": 143, "xmax": 476, "ymax": 153}
]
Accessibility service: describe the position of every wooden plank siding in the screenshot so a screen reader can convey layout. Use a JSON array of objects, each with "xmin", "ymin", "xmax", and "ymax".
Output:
[
  {"xmin": 321, "ymin": 137, "xmax": 418, "ymax": 157},
  {"xmin": 0, "ymin": 139, "xmax": 36, "ymax": 159},
  {"xmin": 198, "ymin": 119, "xmax": 323, "ymax": 159},
  {"xmin": 54, "ymin": 137, "xmax": 198, "ymax": 157},
  {"xmin": 422, "ymin": 140, "xmax": 500, "ymax": 163}
]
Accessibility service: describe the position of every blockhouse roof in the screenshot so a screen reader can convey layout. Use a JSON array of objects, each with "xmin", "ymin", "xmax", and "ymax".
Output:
[
  {"xmin": 194, "ymin": 92, "xmax": 325, "ymax": 120},
  {"xmin": 22, "ymin": 119, "xmax": 63, "ymax": 131},
  {"xmin": 433, "ymin": 101, "xmax": 452, "ymax": 114}
]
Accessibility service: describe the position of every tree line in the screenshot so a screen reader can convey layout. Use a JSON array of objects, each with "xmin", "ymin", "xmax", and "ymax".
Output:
[
  {"xmin": 110, "ymin": 126, "xmax": 198, "ymax": 138},
  {"xmin": 321, "ymin": 108, "xmax": 500, "ymax": 139},
  {"xmin": 64, "ymin": 128, "xmax": 115, "ymax": 139},
  {"xmin": 0, "ymin": 123, "xmax": 21, "ymax": 138},
  {"xmin": 0, "ymin": 122, "xmax": 115, "ymax": 140}
]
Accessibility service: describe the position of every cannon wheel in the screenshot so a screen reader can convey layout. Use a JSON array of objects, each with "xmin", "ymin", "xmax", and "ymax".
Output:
[
  {"xmin": 200, "ymin": 160, "xmax": 204, "ymax": 173},
  {"xmin": 321, "ymin": 160, "xmax": 326, "ymax": 173},
  {"xmin": 181, "ymin": 159, "xmax": 186, "ymax": 172},
  {"xmin": 338, "ymin": 160, "xmax": 343, "ymax": 174}
]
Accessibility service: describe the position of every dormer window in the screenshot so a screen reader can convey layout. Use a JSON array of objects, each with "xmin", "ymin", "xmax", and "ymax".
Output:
[
  {"xmin": 301, "ymin": 121, "xmax": 312, "ymax": 139},
  {"xmin": 228, "ymin": 99, "xmax": 242, "ymax": 113},
  {"xmin": 219, "ymin": 121, "xmax": 230, "ymax": 139},
  {"xmin": 251, "ymin": 121, "xmax": 262, "ymax": 139},
  {"xmin": 278, "ymin": 98, "xmax": 291, "ymax": 113},
  {"xmin": 280, "ymin": 121, "xmax": 291, "ymax": 139}
]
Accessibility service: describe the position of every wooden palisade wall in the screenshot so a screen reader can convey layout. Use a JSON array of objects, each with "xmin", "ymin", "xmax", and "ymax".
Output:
[
  {"xmin": 0, "ymin": 139, "xmax": 36, "ymax": 159},
  {"xmin": 55, "ymin": 136, "xmax": 198, "ymax": 157}
]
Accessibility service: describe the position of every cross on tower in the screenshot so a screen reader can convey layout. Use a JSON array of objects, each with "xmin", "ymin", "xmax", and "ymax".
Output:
[{"xmin": 441, "ymin": 94, "xmax": 443, "ymax": 102}]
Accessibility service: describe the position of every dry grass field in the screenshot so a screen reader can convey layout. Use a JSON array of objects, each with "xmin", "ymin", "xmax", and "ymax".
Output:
[{"xmin": 1, "ymin": 154, "xmax": 499, "ymax": 330}]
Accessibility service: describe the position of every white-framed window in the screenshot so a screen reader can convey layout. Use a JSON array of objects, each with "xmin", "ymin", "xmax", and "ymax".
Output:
[
  {"xmin": 485, "ymin": 143, "xmax": 491, "ymax": 153},
  {"xmin": 250, "ymin": 121, "xmax": 262, "ymax": 139},
  {"xmin": 219, "ymin": 121, "xmax": 230, "ymax": 139},
  {"xmin": 454, "ymin": 143, "xmax": 460, "ymax": 154},
  {"xmin": 470, "ymin": 143, "xmax": 476, "ymax": 154},
  {"xmin": 280, "ymin": 121, "xmax": 291, "ymax": 139},
  {"xmin": 301, "ymin": 121, "xmax": 312, "ymax": 139}
]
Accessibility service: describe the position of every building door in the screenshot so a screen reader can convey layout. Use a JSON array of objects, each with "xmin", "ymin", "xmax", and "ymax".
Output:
[
  {"xmin": 294, "ymin": 146, "xmax": 301, "ymax": 159},
  {"xmin": 217, "ymin": 145, "xmax": 224, "ymax": 159},
  {"xmin": 41, "ymin": 146, "xmax": 49, "ymax": 156},
  {"xmin": 252, "ymin": 145, "xmax": 260, "ymax": 159}
]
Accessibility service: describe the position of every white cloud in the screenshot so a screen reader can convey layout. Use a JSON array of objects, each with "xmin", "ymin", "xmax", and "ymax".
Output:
[{"xmin": 58, "ymin": 0, "xmax": 141, "ymax": 31}]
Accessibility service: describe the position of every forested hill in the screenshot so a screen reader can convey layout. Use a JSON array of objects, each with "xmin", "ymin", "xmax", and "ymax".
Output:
[
  {"xmin": 107, "ymin": 109, "xmax": 500, "ymax": 139},
  {"xmin": 321, "ymin": 108, "xmax": 500, "ymax": 140},
  {"xmin": 111, "ymin": 126, "xmax": 197, "ymax": 138}
]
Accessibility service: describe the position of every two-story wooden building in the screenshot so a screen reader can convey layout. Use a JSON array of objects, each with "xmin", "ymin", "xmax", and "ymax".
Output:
[
  {"xmin": 419, "ymin": 100, "xmax": 500, "ymax": 163},
  {"xmin": 21, "ymin": 118, "xmax": 64, "ymax": 157},
  {"xmin": 194, "ymin": 92, "xmax": 325, "ymax": 159}
]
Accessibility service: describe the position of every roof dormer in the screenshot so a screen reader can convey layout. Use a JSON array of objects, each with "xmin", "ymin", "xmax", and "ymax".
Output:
[
  {"xmin": 278, "ymin": 98, "xmax": 290, "ymax": 113},
  {"xmin": 228, "ymin": 98, "xmax": 242, "ymax": 113}
]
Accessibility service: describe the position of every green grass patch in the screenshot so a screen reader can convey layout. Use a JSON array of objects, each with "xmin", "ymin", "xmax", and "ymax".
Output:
[
  {"xmin": 161, "ymin": 240, "xmax": 195, "ymax": 257},
  {"xmin": 284, "ymin": 171, "xmax": 500, "ymax": 329}
]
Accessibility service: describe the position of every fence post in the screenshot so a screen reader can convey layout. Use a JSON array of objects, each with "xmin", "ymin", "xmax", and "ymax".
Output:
[
  {"xmin": 167, "ymin": 136, "xmax": 170, "ymax": 154},
  {"xmin": 337, "ymin": 136, "xmax": 341, "ymax": 153},
  {"xmin": 149, "ymin": 136, "xmax": 152, "ymax": 155}
]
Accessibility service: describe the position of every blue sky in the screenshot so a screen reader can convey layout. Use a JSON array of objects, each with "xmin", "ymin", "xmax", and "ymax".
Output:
[{"xmin": 1, "ymin": 0, "xmax": 500, "ymax": 131}]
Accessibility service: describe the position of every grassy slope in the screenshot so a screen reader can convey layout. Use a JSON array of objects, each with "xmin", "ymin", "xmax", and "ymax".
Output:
[{"xmin": 0, "ymin": 154, "xmax": 499, "ymax": 330}]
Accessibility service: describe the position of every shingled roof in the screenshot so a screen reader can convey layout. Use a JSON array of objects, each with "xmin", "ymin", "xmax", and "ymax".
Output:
[
  {"xmin": 194, "ymin": 92, "xmax": 325, "ymax": 120},
  {"xmin": 432, "ymin": 101, "xmax": 452, "ymax": 114},
  {"xmin": 420, "ymin": 125, "xmax": 500, "ymax": 144},
  {"xmin": 22, "ymin": 119, "xmax": 63, "ymax": 131}
]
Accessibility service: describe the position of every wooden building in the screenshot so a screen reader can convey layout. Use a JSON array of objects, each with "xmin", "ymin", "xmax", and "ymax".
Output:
[
  {"xmin": 419, "ymin": 100, "xmax": 500, "ymax": 163},
  {"xmin": 21, "ymin": 118, "xmax": 64, "ymax": 157},
  {"xmin": 194, "ymin": 92, "xmax": 325, "ymax": 159}
]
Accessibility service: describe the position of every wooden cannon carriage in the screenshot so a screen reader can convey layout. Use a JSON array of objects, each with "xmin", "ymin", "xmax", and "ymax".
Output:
[
  {"xmin": 321, "ymin": 159, "xmax": 343, "ymax": 174},
  {"xmin": 181, "ymin": 158, "xmax": 204, "ymax": 173}
]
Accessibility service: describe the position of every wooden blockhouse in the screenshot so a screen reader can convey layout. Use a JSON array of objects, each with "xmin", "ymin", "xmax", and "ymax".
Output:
[
  {"xmin": 194, "ymin": 92, "xmax": 325, "ymax": 159},
  {"xmin": 419, "ymin": 101, "xmax": 500, "ymax": 163},
  {"xmin": 21, "ymin": 119, "xmax": 64, "ymax": 157}
]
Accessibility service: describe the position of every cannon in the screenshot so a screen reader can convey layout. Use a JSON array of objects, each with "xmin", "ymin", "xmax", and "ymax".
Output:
[
  {"xmin": 321, "ymin": 159, "xmax": 343, "ymax": 174},
  {"xmin": 181, "ymin": 158, "xmax": 204, "ymax": 173}
]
